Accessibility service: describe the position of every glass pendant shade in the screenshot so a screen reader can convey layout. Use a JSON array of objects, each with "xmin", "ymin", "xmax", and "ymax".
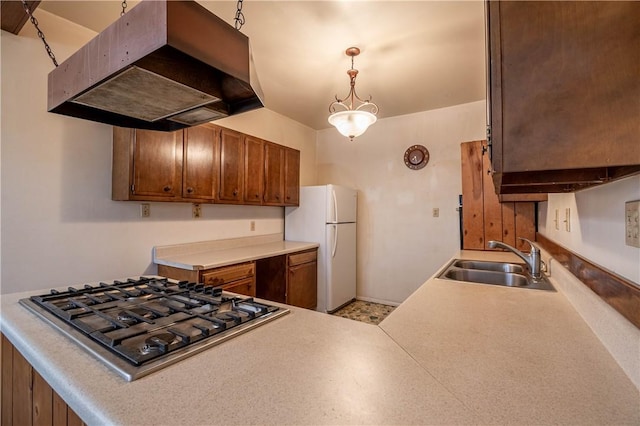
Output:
[{"xmin": 328, "ymin": 110, "xmax": 377, "ymax": 140}]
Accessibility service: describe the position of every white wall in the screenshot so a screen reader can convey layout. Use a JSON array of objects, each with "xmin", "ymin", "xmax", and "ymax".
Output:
[
  {"xmin": 0, "ymin": 11, "xmax": 317, "ymax": 294},
  {"xmin": 316, "ymin": 101, "xmax": 486, "ymax": 304},
  {"xmin": 539, "ymin": 175, "xmax": 640, "ymax": 284}
]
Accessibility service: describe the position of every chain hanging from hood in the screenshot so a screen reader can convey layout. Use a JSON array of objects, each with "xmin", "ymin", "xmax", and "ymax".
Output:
[
  {"xmin": 234, "ymin": 0, "xmax": 245, "ymax": 30},
  {"xmin": 21, "ymin": 0, "xmax": 58, "ymax": 67},
  {"xmin": 121, "ymin": 0, "xmax": 128, "ymax": 16}
]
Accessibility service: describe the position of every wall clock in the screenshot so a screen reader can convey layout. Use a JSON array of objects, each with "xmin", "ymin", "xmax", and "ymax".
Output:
[{"xmin": 404, "ymin": 145, "xmax": 429, "ymax": 170}]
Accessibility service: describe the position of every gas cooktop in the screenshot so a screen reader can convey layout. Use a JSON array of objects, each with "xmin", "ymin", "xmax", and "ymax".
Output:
[{"xmin": 20, "ymin": 277, "xmax": 288, "ymax": 381}]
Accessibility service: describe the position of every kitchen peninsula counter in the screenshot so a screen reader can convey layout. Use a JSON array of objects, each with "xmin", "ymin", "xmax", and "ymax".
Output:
[
  {"xmin": 1, "ymin": 251, "xmax": 638, "ymax": 425},
  {"xmin": 153, "ymin": 233, "xmax": 319, "ymax": 270}
]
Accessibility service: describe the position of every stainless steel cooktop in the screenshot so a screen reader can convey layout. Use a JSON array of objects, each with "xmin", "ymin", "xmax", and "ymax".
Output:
[{"xmin": 20, "ymin": 277, "xmax": 288, "ymax": 381}]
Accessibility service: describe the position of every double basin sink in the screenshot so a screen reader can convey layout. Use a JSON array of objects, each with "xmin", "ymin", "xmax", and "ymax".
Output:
[{"xmin": 438, "ymin": 259, "xmax": 555, "ymax": 291}]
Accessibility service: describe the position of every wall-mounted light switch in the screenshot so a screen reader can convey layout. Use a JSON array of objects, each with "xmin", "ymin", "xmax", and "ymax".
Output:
[
  {"xmin": 564, "ymin": 208, "xmax": 571, "ymax": 232},
  {"xmin": 554, "ymin": 209, "xmax": 559, "ymax": 230},
  {"xmin": 625, "ymin": 200, "xmax": 640, "ymax": 248}
]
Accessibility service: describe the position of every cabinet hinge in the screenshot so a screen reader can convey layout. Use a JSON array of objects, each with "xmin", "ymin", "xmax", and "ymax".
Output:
[{"xmin": 131, "ymin": 184, "xmax": 135, "ymax": 193}]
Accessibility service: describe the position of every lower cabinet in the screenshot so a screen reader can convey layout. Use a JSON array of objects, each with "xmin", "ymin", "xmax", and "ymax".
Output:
[
  {"xmin": 158, "ymin": 262, "xmax": 256, "ymax": 297},
  {"xmin": 287, "ymin": 250, "xmax": 317, "ymax": 310},
  {"xmin": 1, "ymin": 334, "xmax": 84, "ymax": 426},
  {"xmin": 157, "ymin": 249, "xmax": 318, "ymax": 309}
]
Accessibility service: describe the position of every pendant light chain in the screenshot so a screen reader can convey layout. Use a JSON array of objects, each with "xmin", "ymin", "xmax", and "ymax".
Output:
[
  {"xmin": 121, "ymin": 0, "xmax": 128, "ymax": 16},
  {"xmin": 234, "ymin": 0, "xmax": 245, "ymax": 30},
  {"xmin": 21, "ymin": 0, "xmax": 58, "ymax": 67}
]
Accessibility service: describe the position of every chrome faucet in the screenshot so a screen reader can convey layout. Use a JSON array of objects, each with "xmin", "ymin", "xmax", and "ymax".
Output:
[{"xmin": 487, "ymin": 238, "xmax": 543, "ymax": 280}]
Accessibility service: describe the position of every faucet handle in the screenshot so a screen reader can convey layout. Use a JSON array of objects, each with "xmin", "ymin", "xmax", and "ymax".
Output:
[{"xmin": 518, "ymin": 237, "xmax": 539, "ymax": 253}]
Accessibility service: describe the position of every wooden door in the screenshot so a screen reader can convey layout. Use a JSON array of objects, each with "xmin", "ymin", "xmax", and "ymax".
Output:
[
  {"xmin": 218, "ymin": 128, "xmax": 244, "ymax": 203},
  {"xmin": 284, "ymin": 148, "xmax": 300, "ymax": 206},
  {"xmin": 131, "ymin": 129, "xmax": 183, "ymax": 199},
  {"xmin": 264, "ymin": 143, "xmax": 285, "ymax": 205},
  {"xmin": 243, "ymin": 136, "xmax": 264, "ymax": 204},
  {"xmin": 183, "ymin": 124, "xmax": 219, "ymax": 201},
  {"xmin": 461, "ymin": 140, "xmax": 536, "ymax": 251}
]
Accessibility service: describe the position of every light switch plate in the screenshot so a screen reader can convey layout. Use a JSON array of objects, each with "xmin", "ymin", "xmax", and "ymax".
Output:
[{"xmin": 625, "ymin": 200, "xmax": 640, "ymax": 248}]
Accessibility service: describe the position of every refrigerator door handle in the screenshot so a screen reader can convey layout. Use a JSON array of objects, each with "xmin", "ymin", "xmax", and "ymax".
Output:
[
  {"xmin": 331, "ymin": 224, "xmax": 338, "ymax": 258},
  {"xmin": 332, "ymin": 189, "xmax": 338, "ymax": 223}
]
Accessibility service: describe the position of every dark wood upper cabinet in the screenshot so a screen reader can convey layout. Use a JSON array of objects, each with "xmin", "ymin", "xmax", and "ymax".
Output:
[
  {"xmin": 264, "ymin": 142, "xmax": 285, "ymax": 205},
  {"xmin": 284, "ymin": 148, "xmax": 300, "ymax": 206},
  {"xmin": 183, "ymin": 124, "xmax": 219, "ymax": 201},
  {"xmin": 243, "ymin": 136, "xmax": 265, "ymax": 204},
  {"xmin": 112, "ymin": 127, "xmax": 183, "ymax": 201},
  {"xmin": 218, "ymin": 128, "xmax": 244, "ymax": 203},
  {"xmin": 487, "ymin": 1, "xmax": 640, "ymax": 194},
  {"xmin": 113, "ymin": 125, "xmax": 300, "ymax": 206}
]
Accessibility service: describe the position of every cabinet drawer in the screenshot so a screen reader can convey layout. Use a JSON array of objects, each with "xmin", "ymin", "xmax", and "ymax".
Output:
[
  {"xmin": 222, "ymin": 277, "xmax": 256, "ymax": 297},
  {"xmin": 201, "ymin": 262, "xmax": 255, "ymax": 286},
  {"xmin": 288, "ymin": 250, "xmax": 317, "ymax": 267}
]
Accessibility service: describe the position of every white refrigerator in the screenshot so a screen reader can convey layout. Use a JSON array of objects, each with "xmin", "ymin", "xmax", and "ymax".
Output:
[{"xmin": 285, "ymin": 184, "xmax": 357, "ymax": 313}]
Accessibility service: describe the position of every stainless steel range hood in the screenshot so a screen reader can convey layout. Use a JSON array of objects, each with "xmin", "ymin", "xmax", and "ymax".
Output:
[{"xmin": 47, "ymin": 0, "xmax": 264, "ymax": 131}]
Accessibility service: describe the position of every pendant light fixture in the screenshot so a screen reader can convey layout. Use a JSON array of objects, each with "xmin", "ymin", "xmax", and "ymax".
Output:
[{"xmin": 328, "ymin": 47, "xmax": 379, "ymax": 141}]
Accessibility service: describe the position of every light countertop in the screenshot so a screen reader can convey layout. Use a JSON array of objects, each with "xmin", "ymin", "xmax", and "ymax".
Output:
[
  {"xmin": 153, "ymin": 234, "xmax": 319, "ymax": 270},
  {"xmin": 1, "ymin": 250, "xmax": 638, "ymax": 425}
]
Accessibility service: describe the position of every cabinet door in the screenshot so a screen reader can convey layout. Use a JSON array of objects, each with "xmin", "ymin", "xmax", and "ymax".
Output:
[
  {"xmin": 131, "ymin": 129, "xmax": 183, "ymax": 199},
  {"xmin": 488, "ymin": 1, "xmax": 640, "ymax": 193},
  {"xmin": 218, "ymin": 128, "xmax": 244, "ymax": 203},
  {"xmin": 284, "ymin": 148, "xmax": 300, "ymax": 206},
  {"xmin": 243, "ymin": 136, "xmax": 264, "ymax": 204},
  {"xmin": 183, "ymin": 124, "xmax": 219, "ymax": 201},
  {"xmin": 264, "ymin": 143, "xmax": 285, "ymax": 205},
  {"xmin": 287, "ymin": 261, "xmax": 317, "ymax": 310}
]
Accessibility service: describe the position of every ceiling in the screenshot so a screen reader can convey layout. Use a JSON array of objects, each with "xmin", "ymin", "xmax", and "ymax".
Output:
[{"xmin": 37, "ymin": 0, "xmax": 487, "ymax": 131}]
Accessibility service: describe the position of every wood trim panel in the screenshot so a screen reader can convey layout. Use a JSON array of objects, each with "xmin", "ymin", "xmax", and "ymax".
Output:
[
  {"xmin": 536, "ymin": 233, "xmax": 640, "ymax": 329},
  {"xmin": 1, "ymin": 334, "xmax": 85, "ymax": 426},
  {"xmin": 461, "ymin": 141, "xmax": 485, "ymax": 249},
  {"xmin": 1, "ymin": 334, "xmax": 13, "ymax": 426}
]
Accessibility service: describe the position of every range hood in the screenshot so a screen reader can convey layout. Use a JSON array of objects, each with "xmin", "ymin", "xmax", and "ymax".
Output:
[{"xmin": 47, "ymin": 0, "xmax": 264, "ymax": 131}]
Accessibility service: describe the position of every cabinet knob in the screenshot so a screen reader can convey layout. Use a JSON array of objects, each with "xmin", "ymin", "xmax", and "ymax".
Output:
[
  {"xmin": 233, "ymin": 189, "xmax": 238, "ymax": 196},
  {"xmin": 255, "ymin": 193, "xmax": 259, "ymax": 198},
  {"xmin": 186, "ymin": 187, "xmax": 194, "ymax": 194},
  {"xmin": 163, "ymin": 186, "xmax": 172, "ymax": 192},
  {"xmin": 275, "ymin": 194, "xmax": 280, "ymax": 200}
]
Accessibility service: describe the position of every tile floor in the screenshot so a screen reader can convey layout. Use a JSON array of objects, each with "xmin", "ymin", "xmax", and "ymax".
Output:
[{"xmin": 331, "ymin": 300, "xmax": 396, "ymax": 325}]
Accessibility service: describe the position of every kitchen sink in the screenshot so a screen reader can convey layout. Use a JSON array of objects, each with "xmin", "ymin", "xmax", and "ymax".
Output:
[
  {"xmin": 438, "ymin": 259, "xmax": 555, "ymax": 291},
  {"xmin": 451, "ymin": 260, "xmax": 525, "ymax": 273}
]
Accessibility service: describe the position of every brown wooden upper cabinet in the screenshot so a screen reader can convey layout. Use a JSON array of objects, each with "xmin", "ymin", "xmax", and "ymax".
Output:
[
  {"xmin": 264, "ymin": 142, "xmax": 285, "ymax": 205},
  {"xmin": 112, "ymin": 127, "xmax": 183, "ymax": 201},
  {"xmin": 243, "ymin": 135, "xmax": 265, "ymax": 204},
  {"xmin": 487, "ymin": 1, "xmax": 640, "ymax": 194},
  {"xmin": 218, "ymin": 128, "xmax": 245, "ymax": 203},
  {"xmin": 284, "ymin": 148, "xmax": 300, "ymax": 206},
  {"xmin": 112, "ymin": 125, "xmax": 300, "ymax": 206},
  {"xmin": 183, "ymin": 124, "xmax": 219, "ymax": 201}
]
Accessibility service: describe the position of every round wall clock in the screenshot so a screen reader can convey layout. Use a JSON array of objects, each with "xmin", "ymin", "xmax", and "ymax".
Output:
[{"xmin": 404, "ymin": 145, "xmax": 430, "ymax": 170}]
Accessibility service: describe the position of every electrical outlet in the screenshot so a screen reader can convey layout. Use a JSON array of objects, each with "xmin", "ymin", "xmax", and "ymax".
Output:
[
  {"xmin": 554, "ymin": 209, "xmax": 559, "ymax": 230},
  {"xmin": 432, "ymin": 208, "xmax": 439, "ymax": 218},
  {"xmin": 564, "ymin": 208, "xmax": 571, "ymax": 232},
  {"xmin": 192, "ymin": 204, "xmax": 202, "ymax": 219},
  {"xmin": 250, "ymin": 221, "xmax": 255, "ymax": 231},
  {"xmin": 140, "ymin": 203, "xmax": 150, "ymax": 218},
  {"xmin": 625, "ymin": 200, "xmax": 640, "ymax": 248}
]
